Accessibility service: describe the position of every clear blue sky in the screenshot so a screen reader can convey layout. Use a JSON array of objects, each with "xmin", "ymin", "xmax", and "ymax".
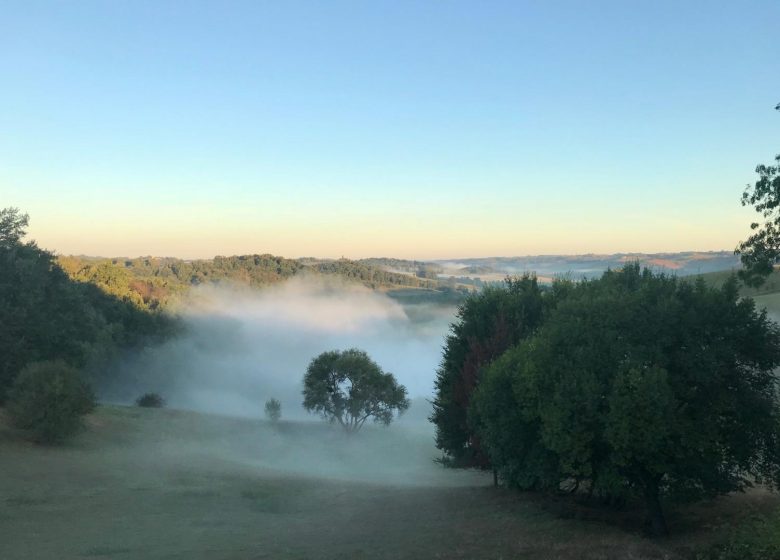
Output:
[{"xmin": 2, "ymin": 1, "xmax": 779, "ymax": 258}]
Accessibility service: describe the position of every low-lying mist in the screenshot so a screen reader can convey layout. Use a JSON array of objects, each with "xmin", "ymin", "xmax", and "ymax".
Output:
[{"xmin": 103, "ymin": 278, "xmax": 456, "ymax": 426}]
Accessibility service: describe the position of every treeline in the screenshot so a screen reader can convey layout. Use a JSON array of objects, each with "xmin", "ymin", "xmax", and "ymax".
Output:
[
  {"xmin": 59, "ymin": 254, "xmax": 449, "ymax": 310},
  {"xmin": 0, "ymin": 208, "xmax": 175, "ymax": 439},
  {"xmin": 359, "ymin": 257, "xmax": 443, "ymax": 274},
  {"xmin": 313, "ymin": 259, "xmax": 441, "ymax": 288},
  {"xmin": 432, "ymin": 264, "xmax": 780, "ymax": 536}
]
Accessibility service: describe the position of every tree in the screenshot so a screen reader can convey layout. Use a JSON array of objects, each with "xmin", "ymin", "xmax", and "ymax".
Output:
[
  {"xmin": 736, "ymin": 153, "xmax": 780, "ymax": 286},
  {"xmin": 136, "ymin": 392, "xmax": 165, "ymax": 408},
  {"xmin": 431, "ymin": 276, "xmax": 548, "ymax": 468},
  {"xmin": 0, "ymin": 207, "xmax": 175, "ymax": 401},
  {"xmin": 0, "ymin": 217, "xmax": 100, "ymax": 399},
  {"xmin": 472, "ymin": 264, "xmax": 780, "ymax": 536},
  {"xmin": 7, "ymin": 360, "xmax": 96, "ymax": 443},
  {"xmin": 0, "ymin": 207, "xmax": 29, "ymax": 248},
  {"xmin": 470, "ymin": 346, "xmax": 562, "ymax": 492},
  {"xmin": 302, "ymin": 349, "xmax": 409, "ymax": 433},
  {"xmin": 264, "ymin": 398, "xmax": 282, "ymax": 422}
]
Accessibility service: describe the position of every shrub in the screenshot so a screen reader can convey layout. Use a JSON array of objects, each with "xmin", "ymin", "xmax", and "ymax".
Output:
[
  {"xmin": 264, "ymin": 398, "xmax": 281, "ymax": 422},
  {"xmin": 7, "ymin": 360, "xmax": 95, "ymax": 443},
  {"xmin": 136, "ymin": 392, "xmax": 165, "ymax": 408}
]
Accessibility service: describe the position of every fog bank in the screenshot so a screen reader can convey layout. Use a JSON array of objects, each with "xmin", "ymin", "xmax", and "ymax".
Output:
[{"xmin": 103, "ymin": 278, "xmax": 456, "ymax": 423}]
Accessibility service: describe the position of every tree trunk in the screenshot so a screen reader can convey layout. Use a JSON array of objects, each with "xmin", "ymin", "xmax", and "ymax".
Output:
[
  {"xmin": 586, "ymin": 479, "xmax": 595, "ymax": 501},
  {"xmin": 644, "ymin": 483, "xmax": 669, "ymax": 537}
]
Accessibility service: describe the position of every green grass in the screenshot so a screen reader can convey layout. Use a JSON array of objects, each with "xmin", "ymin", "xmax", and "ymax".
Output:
[
  {"xmin": 385, "ymin": 287, "xmax": 469, "ymax": 305},
  {"xmin": 695, "ymin": 509, "xmax": 780, "ymax": 560},
  {"xmin": 0, "ymin": 405, "xmax": 777, "ymax": 559},
  {"xmin": 692, "ymin": 268, "xmax": 780, "ymax": 297},
  {"xmin": 688, "ymin": 269, "xmax": 780, "ymax": 322}
]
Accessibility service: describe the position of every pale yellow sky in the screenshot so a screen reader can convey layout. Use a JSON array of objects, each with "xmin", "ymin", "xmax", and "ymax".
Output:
[{"xmin": 22, "ymin": 194, "xmax": 752, "ymax": 260}]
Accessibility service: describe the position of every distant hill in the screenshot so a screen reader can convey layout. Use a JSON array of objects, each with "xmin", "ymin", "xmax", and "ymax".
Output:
[
  {"xmin": 434, "ymin": 252, "xmax": 741, "ymax": 279},
  {"xmin": 57, "ymin": 255, "xmax": 465, "ymax": 310},
  {"xmin": 57, "ymin": 251, "xmax": 747, "ymax": 311}
]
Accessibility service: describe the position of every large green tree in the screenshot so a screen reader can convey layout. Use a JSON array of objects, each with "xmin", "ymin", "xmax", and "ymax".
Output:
[
  {"xmin": 473, "ymin": 264, "xmax": 780, "ymax": 536},
  {"xmin": 303, "ymin": 348, "xmax": 409, "ymax": 433},
  {"xmin": 0, "ymin": 208, "xmax": 174, "ymax": 400},
  {"xmin": 431, "ymin": 275, "xmax": 551, "ymax": 468}
]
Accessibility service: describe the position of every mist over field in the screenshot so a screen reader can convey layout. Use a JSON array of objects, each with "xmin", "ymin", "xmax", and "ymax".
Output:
[
  {"xmin": 101, "ymin": 278, "xmax": 456, "ymax": 424},
  {"xmin": 87, "ymin": 279, "xmax": 465, "ymax": 488}
]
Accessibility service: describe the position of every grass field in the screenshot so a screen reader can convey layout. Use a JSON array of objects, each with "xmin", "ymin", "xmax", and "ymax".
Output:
[
  {"xmin": 693, "ymin": 268, "xmax": 780, "ymax": 298},
  {"xmin": 1, "ymin": 406, "xmax": 777, "ymax": 560}
]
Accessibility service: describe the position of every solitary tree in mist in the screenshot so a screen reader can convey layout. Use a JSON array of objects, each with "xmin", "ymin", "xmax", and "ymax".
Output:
[
  {"xmin": 264, "ymin": 398, "xmax": 281, "ymax": 422},
  {"xmin": 302, "ymin": 349, "xmax": 409, "ymax": 433}
]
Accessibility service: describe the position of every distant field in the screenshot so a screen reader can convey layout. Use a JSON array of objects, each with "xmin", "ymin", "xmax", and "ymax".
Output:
[
  {"xmin": 694, "ymin": 268, "xmax": 780, "ymax": 297},
  {"xmin": 1, "ymin": 406, "xmax": 777, "ymax": 560},
  {"xmin": 752, "ymin": 293, "xmax": 780, "ymax": 319},
  {"xmin": 385, "ymin": 287, "xmax": 467, "ymax": 305},
  {"xmin": 691, "ymin": 268, "xmax": 780, "ymax": 322}
]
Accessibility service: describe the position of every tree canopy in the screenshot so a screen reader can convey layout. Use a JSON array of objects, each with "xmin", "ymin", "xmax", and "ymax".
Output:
[
  {"xmin": 0, "ymin": 207, "xmax": 29, "ymax": 247},
  {"xmin": 0, "ymin": 208, "xmax": 175, "ymax": 402},
  {"xmin": 303, "ymin": 349, "xmax": 409, "ymax": 433},
  {"xmin": 55, "ymin": 254, "xmax": 457, "ymax": 311},
  {"xmin": 471, "ymin": 264, "xmax": 780, "ymax": 535},
  {"xmin": 430, "ymin": 275, "xmax": 550, "ymax": 467},
  {"xmin": 737, "ymin": 153, "xmax": 780, "ymax": 286}
]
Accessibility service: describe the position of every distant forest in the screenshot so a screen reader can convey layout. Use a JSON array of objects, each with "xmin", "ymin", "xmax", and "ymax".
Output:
[{"xmin": 58, "ymin": 254, "xmax": 465, "ymax": 311}]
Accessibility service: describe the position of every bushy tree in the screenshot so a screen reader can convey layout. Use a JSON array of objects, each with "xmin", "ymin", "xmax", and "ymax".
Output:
[
  {"xmin": 737, "ymin": 153, "xmax": 780, "ymax": 286},
  {"xmin": 303, "ymin": 349, "xmax": 409, "ymax": 433},
  {"xmin": 0, "ymin": 214, "xmax": 99, "ymax": 399},
  {"xmin": 431, "ymin": 275, "xmax": 548, "ymax": 467},
  {"xmin": 473, "ymin": 264, "xmax": 780, "ymax": 535},
  {"xmin": 470, "ymin": 347, "xmax": 562, "ymax": 491},
  {"xmin": 136, "ymin": 392, "xmax": 165, "ymax": 408},
  {"xmin": 264, "ymin": 398, "xmax": 281, "ymax": 422},
  {"xmin": 0, "ymin": 207, "xmax": 175, "ymax": 401},
  {"xmin": 0, "ymin": 207, "xmax": 29, "ymax": 247},
  {"xmin": 7, "ymin": 361, "xmax": 96, "ymax": 443}
]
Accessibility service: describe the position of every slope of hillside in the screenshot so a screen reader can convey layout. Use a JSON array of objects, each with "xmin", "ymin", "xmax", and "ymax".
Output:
[
  {"xmin": 437, "ymin": 252, "xmax": 740, "ymax": 279},
  {"xmin": 58, "ymin": 255, "xmax": 458, "ymax": 310},
  {"xmin": 1, "ymin": 405, "xmax": 772, "ymax": 560},
  {"xmin": 693, "ymin": 268, "xmax": 780, "ymax": 297}
]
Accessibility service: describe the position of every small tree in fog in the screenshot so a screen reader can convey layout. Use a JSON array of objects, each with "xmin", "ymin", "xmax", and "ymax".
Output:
[
  {"xmin": 302, "ymin": 349, "xmax": 409, "ymax": 433},
  {"xmin": 264, "ymin": 398, "xmax": 281, "ymax": 422},
  {"xmin": 136, "ymin": 392, "xmax": 165, "ymax": 408}
]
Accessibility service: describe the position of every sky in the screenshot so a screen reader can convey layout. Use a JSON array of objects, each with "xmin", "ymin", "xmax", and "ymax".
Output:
[{"xmin": 2, "ymin": 0, "xmax": 779, "ymax": 260}]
